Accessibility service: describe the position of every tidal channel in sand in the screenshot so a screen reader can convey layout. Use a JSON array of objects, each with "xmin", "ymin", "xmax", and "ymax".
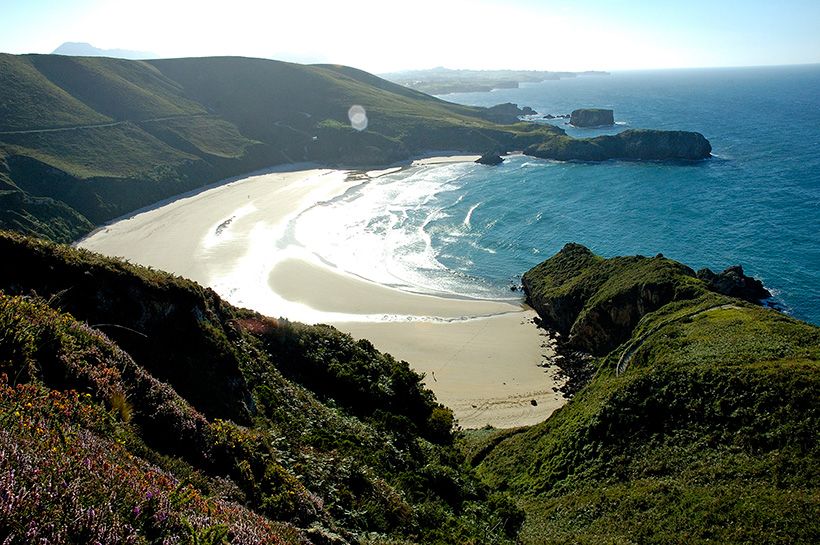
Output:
[{"xmin": 78, "ymin": 159, "xmax": 566, "ymax": 428}]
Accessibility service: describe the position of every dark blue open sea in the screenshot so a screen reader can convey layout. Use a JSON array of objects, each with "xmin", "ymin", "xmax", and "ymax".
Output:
[{"xmin": 297, "ymin": 65, "xmax": 820, "ymax": 324}]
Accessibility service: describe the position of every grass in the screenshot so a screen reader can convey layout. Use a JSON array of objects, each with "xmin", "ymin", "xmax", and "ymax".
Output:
[
  {"xmin": 1, "ymin": 122, "xmax": 196, "ymax": 179},
  {"xmin": 0, "ymin": 54, "xmax": 110, "ymax": 131},
  {"xmin": 472, "ymin": 244, "xmax": 820, "ymax": 544}
]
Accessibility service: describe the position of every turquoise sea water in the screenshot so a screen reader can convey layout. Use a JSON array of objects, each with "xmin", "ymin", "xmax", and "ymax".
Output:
[{"xmin": 296, "ymin": 65, "xmax": 820, "ymax": 324}]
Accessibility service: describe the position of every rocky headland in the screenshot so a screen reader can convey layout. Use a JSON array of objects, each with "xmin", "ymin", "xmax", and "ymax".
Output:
[
  {"xmin": 525, "ymin": 129, "xmax": 712, "ymax": 161},
  {"xmin": 522, "ymin": 243, "xmax": 774, "ymax": 357},
  {"xmin": 479, "ymin": 102, "xmax": 538, "ymax": 124},
  {"xmin": 471, "ymin": 242, "xmax": 820, "ymax": 543}
]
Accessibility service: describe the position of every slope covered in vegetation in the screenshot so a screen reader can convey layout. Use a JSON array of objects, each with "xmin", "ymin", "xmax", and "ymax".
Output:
[
  {"xmin": 466, "ymin": 244, "xmax": 820, "ymax": 544},
  {"xmin": 0, "ymin": 230, "xmax": 523, "ymax": 544},
  {"xmin": 0, "ymin": 53, "xmax": 563, "ymax": 242}
]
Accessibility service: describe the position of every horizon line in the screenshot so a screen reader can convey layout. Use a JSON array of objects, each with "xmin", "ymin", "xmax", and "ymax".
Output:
[{"xmin": 1, "ymin": 48, "xmax": 818, "ymax": 74}]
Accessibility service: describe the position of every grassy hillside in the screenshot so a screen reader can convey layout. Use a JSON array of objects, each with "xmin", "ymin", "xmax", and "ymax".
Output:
[
  {"xmin": 0, "ymin": 230, "xmax": 524, "ymax": 544},
  {"xmin": 0, "ymin": 53, "xmax": 562, "ymax": 242},
  {"xmin": 467, "ymin": 245, "xmax": 820, "ymax": 544},
  {"xmin": 0, "ymin": 55, "xmax": 111, "ymax": 131}
]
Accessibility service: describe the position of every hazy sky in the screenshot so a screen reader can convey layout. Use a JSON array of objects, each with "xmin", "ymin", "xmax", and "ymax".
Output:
[{"xmin": 2, "ymin": 0, "xmax": 819, "ymax": 72}]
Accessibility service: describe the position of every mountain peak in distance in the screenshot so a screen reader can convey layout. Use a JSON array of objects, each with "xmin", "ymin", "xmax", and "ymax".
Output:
[{"xmin": 52, "ymin": 42, "xmax": 156, "ymax": 60}]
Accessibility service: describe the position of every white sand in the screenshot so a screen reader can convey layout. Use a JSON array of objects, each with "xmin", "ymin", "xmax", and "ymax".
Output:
[
  {"xmin": 78, "ymin": 161, "xmax": 565, "ymax": 428},
  {"xmin": 339, "ymin": 311, "xmax": 565, "ymax": 429}
]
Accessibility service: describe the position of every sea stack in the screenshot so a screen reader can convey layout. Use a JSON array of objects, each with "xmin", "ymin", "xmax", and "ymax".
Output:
[
  {"xmin": 476, "ymin": 152, "xmax": 505, "ymax": 165},
  {"xmin": 570, "ymin": 108, "xmax": 615, "ymax": 127}
]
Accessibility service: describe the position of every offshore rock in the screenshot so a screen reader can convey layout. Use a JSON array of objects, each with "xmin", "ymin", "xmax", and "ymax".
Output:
[
  {"xmin": 476, "ymin": 152, "xmax": 504, "ymax": 165},
  {"xmin": 570, "ymin": 108, "xmax": 614, "ymax": 127}
]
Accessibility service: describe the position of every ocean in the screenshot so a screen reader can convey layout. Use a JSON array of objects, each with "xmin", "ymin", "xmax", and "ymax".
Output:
[{"xmin": 293, "ymin": 65, "xmax": 820, "ymax": 324}]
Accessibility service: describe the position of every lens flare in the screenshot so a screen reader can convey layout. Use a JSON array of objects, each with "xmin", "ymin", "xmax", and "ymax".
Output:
[{"xmin": 348, "ymin": 104, "xmax": 368, "ymax": 131}]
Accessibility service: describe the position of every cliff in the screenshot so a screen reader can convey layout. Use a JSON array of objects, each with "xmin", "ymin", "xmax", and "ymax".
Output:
[
  {"xmin": 569, "ymin": 108, "xmax": 614, "ymax": 127},
  {"xmin": 468, "ymin": 244, "xmax": 820, "ymax": 544},
  {"xmin": 521, "ymin": 243, "xmax": 703, "ymax": 355}
]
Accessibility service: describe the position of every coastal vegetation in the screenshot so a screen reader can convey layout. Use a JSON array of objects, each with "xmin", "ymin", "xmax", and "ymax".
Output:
[
  {"xmin": 0, "ymin": 54, "xmax": 706, "ymax": 244},
  {"xmin": 1, "ymin": 231, "xmax": 816, "ymax": 543},
  {"xmin": 0, "ymin": 230, "xmax": 523, "ymax": 544},
  {"xmin": 465, "ymin": 244, "xmax": 820, "ymax": 544}
]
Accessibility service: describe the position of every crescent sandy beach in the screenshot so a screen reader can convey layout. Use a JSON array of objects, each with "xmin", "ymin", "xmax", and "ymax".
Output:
[{"xmin": 78, "ymin": 156, "xmax": 566, "ymax": 429}]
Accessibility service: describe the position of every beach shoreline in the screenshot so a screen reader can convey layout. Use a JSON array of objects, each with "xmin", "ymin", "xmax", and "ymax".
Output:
[{"xmin": 77, "ymin": 155, "xmax": 566, "ymax": 428}]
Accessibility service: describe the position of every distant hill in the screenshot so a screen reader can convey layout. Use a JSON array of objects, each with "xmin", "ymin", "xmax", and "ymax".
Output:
[
  {"xmin": 381, "ymin": 67, "xmax": 610, "ymax": 95},
  {"xmin": 52, "ymin": 41, "xmax": 156, "ymax": 60}
]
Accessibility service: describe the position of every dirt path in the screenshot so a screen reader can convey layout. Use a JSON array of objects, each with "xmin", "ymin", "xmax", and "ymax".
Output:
[{"xmin": 615, "ymin": 303, "xmax": 739, "ymax": 375}]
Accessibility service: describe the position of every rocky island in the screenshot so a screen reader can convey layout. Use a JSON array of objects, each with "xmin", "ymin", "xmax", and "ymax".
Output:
[
  {"xmin": 569, "ymin": 108, "xmax": 615, "ymax": 127},
  {"xmin": 525, "ymin": 128, "xmax": 712, "ymax": 161}
]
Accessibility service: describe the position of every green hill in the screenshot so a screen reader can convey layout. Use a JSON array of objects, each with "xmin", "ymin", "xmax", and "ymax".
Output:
[
  {"xmin": 0, "ymin": 230, "xmax": 523, "ymax": 544},
  {"xmin": 0, "ymin": 53, "xmax": 563, "ymax": 242},
  {"xmin": 464, "ymin": 244, "xmax": 820, "ymax": 544}
]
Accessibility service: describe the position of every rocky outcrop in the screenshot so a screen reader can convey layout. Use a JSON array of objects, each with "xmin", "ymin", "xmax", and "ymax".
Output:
[
  {"xmin": 522, "ymin": 245, "xmax": 782, "ymax": 359},
  {"xmin": 522, "ymin": 243, "xmax": 701, "ymax": 355},
  {"xmin": 697, "ymin": 265, "xmax": 771, "ymax": 302},
  {"xmin": 525, "ymin": 129, "xmax": 712, "ymax": 162},
  {"xmin": 476, "ymin": 152, "xmax": 504, "ymax": 165},
  {"xmin": 480, "ymin": 102, "xmax": 538, "ymax": 124},
  {"xmin": 570, "ymin": 108, "xmax": 614, "ymax": 127}
]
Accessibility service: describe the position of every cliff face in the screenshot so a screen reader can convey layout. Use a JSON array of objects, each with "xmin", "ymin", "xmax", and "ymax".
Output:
[
  {"xmin": 569, "ymin": 108, "xmax": 614, "ymax": 127},
  {"xmin": 521, "ymin": 243, "xmax": 702, "ymax": 355},
  {"xmin": 525, "ymin": 129, "xmax": 712, "ymax": 161}
]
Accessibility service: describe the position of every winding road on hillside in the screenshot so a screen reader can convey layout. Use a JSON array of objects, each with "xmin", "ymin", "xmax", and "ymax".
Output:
[
  {"xmin": 615, "ymin": 303, "xmax": 740, "ymax": 376},
  {"xmin": 0, "ymin": 113, "xmax": 216, "ymax": 136}
]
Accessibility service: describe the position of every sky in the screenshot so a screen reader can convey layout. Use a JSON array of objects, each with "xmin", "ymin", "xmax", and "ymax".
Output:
[{"xmin": 1, "ymin": 0, "xmax": 819, "ymax": 73}]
